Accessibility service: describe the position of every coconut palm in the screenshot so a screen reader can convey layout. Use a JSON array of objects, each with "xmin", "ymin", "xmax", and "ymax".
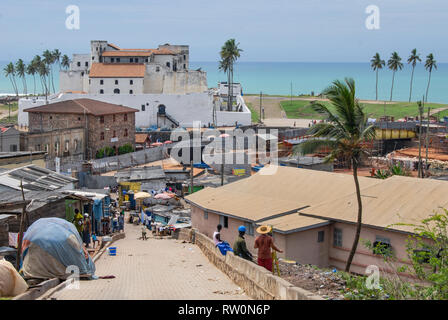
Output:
[
  {"xmin": 53, "ymin": 49, "xmax": 61, "ymax": 70},
  {"xmin": 42, "ymin": 49, "xmax": 55, "ymax": 93},
  {"xmin": 37, "ymin": 60, "xmax": 50, "ymax": 99},
  {"xmin": 293, "ymin": 78, "xmax": 376, "ymax": 272},
  {"xmin": 407, "ymin": 49, "xmax": 421, "ymax": 102},
  {"xmin": 220, "ymin": 39, "xmax": 243, "ymax": 111},
  {"xmin": 424, "ymin": 53, "xmax": 437, "ymax": 103},
  {"xmin": 387, "ymin": 52, "xmax": 403, "ymax": 101},
  {"xmin": 15, "ymin": 59, "xmax": 27, "ymax": 95},
  {"xmin": 370, "ymin": 53, "xmax": 385, "ymax": 100},
  {"xmin": 26, "ymin": 61, "xmax": 38, "ymax": 96},
  {"xmin": 3, "ymin": 62, "xmax": 19, "ymax": 96},
  {"xmin": 61, "ymin": 54, "xmax": 70, "ymax": 70}
]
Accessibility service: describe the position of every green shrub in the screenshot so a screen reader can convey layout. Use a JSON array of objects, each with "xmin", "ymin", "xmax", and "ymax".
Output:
[
  {"xmin": 95, "ymin": 148, "xmax": 105, "ymax": 159},
  {"xmin": 118, "ymin": 143, "xmax": 134, "ymax": 155},
  {"xmin": 105, "ymin": 146, "xmax": 115, "ymax": 157}
]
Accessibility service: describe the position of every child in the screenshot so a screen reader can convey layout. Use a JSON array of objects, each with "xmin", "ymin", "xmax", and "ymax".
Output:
[
  {"xmin": 92, "ymin": 233, "xmax": 100, "ymax": 248},
  {"xmin": 141, "ymin": 225, "xmax": 147, "ymax": 240}
]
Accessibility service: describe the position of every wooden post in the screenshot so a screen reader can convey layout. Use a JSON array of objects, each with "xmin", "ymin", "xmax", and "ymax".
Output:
[{"xmin": 16, "ymin": 180, "xmax": 27, "ymax": 270}]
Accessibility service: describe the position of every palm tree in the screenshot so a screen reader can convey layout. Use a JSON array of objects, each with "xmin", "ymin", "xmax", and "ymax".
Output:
[
  {"xmin": 387, "ymin": 52, "xmax": 403, "ymax": 101},
  {"xmin": 370, "ymin": 53, "xmax": 385, "ymax": 100},
  {"xmin": 220, "ymin": 39, "xmax": 243, "ymax": 111},
  {"xmin": 293, "ymin": 78, "xmax": 376, "ymax": 272},
  {"xmin": 15, "ymin": 59, "xmax": 27, "ymax": 95},
  {"xmin": 37, "ymin": 60, "xmax": 50, "ymax": 101},
  {"xmin": 42, "ymin": 49, "xmax": 54, "ymax": 94},
  {"xmin": 407, "ymin": 49, "xmax": 421, "ymax": 102},
  {"xmin": 61, "ymin": 54, "xmax": 71, "ymax": 70},
  {"xmin": 53, "ymin": 49, "xmax": 61, "ymax": 70},
  {"xmin": 417, "ymin": 100, "xmax": 424, "ymax": 178},
  {"xmin": 27, "ymin": 57, "xmax": 40, "ymax": 95},
  {"xmin": 3, "ymin": 62, "xmax": 19, "ymax": 96},
  {"xmin": 424, "ymin": 53, "xmax": 437, "ymax": 103}
]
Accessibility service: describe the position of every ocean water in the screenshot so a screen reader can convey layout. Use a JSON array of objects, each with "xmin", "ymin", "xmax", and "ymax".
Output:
[{"xmin": 1, "ymin": 61, "xmax": 447, "ymax": 103}]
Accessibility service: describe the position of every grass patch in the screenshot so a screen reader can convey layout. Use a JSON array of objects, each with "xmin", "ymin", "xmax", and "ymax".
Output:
[
  {"xmin": 0, "ymin": 114, "xmax": 18, "ymax": 125},
  {"xmin": 280, "ymin": 100, "xmax": 447, "ymax": 120},
  {"xmin": 246, "ymin": 102, "xmax": 260, "ymax": 123},
  {"xmin": 0, "ymin": 102, "xmax": 18, "ymax": 112}
]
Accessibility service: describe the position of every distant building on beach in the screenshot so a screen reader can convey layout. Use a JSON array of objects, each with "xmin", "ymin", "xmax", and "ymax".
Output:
[{"xmin": 60, "ymin": 41, "xmax": 207, "ymax": 95}]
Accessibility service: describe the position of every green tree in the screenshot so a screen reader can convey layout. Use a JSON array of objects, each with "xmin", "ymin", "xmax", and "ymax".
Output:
[
  {"xmin": 370, "ymin": 53, "xmax": 385, "ymax": 101},
  {"xmin": 42, "ymin": 49, "xmax": 55, "ymax": 94},
  {"xmin": 37, "ymin": 59, "xmax": 50, "ymax": 100},
  {"xmin": 387, "ymin": 52, "xmax": 403, "ymax": 101},
  {"xmin": 53, "ymin": 49, "xmax": 61, "ymax": 70},
  {"xmin": 15, "ymin": 59, "xmax": 27, "ymax": 95},
  {"xmin": 407, "ymin": 49, "xmax": 421, "ymax": 102},
  {"xmin": 61, "ymin": 54, "xmax": 70, "ymax": 70},
  {"xmin": 3, "ymin": 62, "xmax": 19, "ymax": 96},
  {"xmin": 424, "ymin": 53, "xmax": 437, "ymax": 103},
  {"xmin": 26, "ymin": 60, "xmax": 37, "ymax": 96},
  {"xmin": 293, "ymin": 78, "xmax": 376, "ymax": 272},
  {"xmin": 219, "ymin": 39, "xmax": 243, "ymax": 111}
]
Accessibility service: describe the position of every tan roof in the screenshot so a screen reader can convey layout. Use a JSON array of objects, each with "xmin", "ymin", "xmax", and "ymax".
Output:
[
  {"xmin": 299, "ymin": 175, "xmax": 448, "ymax": 234},
  {"xmin": 135, "ymin": 133, "xmax": 149, "ymax": 144},
  {"xmin": 185, "ymin": 166, "xmax": 380, "ymax": 222},
  {"xmin": 25, "ymin": 99, "xmax": 138, "ymax": 116},
  {"xmin": 260, "ymin": 213, "xmax": 329, "ymax": 233},
  {"xmin": 89, "ymin": 63, "xmax": 145, "ymax": 78}
]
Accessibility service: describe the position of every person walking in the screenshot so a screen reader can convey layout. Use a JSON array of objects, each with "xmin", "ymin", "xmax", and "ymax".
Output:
[
  {"xmin": 233, "ymin": 226, "xmax": 253, "ymax": 261},
  {"xmin": 213, "ymin": 224, "xmax": 223, "ymax": 246},
  {"xmin": 254, "ymin": 225, "xmax": 283, "ymax": 272},
  {"xmin": 72, "ymin": 209, "xmax": 84, "ymax": 237},
  {"xmin": 82, "ymin": 213, "xmax": 92, "ymax": 248},
  {"xmin": 118, "ymin": 213, "xmax": 125, "ymax": 233}
]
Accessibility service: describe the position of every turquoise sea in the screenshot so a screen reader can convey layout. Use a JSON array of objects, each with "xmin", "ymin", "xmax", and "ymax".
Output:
[{"xmin": 2, "ymin": 61, "xmax": 448, "ymax": 103}]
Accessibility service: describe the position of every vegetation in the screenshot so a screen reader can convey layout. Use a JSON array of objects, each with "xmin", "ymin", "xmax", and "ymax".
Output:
[
  {"xmin": 370, "ymin": 53, "xmax": 385, "ymax": 101},
  {"xmin": 118, "ymin": 143, "xmax": 134, "ymax": 155},
  {"xmin": 293, "ymin": 78, "xmax": 376, "ymax": 272},
  {"xmin": 245, "ymin": 102, "xmax": 260, "ymax": 123},
  {"xmin": 373, "ymin": 163, "xmax": 410, "ymax": 179},
  {"xmin": 95, "ymin": 148, "xmax": 105, "ymax": 159},
  {"xmin": 424, "ymin": 53, "xmax": 437, "ymax": 103},
  {"xmin": 280, "ymin": 99, "xmax": 445, "ymax": 120},
  {"xmin": 0, "ymin": 113, "xmax": 18, "ymax": 125},
  {"xmin": 387, "ymin": 52, "xmax": 404, "ymax": 101},
  {"xmin": 407, "ymin": 49, "xmax": 421, "ymax": 102},
  {"xmin": 105, "ymin": 146, "xmax": 115, "ymax": 157},
  {"xmin": 219, "ymin": 39, "xmax": 243, "ymax": 111}
]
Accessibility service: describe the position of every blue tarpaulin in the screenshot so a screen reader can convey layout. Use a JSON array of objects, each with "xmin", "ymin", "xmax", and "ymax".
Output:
[
  {"xmin": 216, "ymin": 241, "xmax": 234, "ymax": 256},
  {"xmin": 21, "ymin": 218, "xmax": 96, "ymax": 279}
]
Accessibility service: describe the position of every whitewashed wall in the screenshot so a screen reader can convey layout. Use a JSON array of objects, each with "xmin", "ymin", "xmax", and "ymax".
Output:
[{"xmin": 18, "ymin": 93, "xmax": 251, "ymax": 128}]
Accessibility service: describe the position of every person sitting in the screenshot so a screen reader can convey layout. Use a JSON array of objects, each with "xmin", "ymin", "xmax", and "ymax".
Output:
[
  {"xmin": 213, "ymin": 224, "xmax": 223, "ymax": 246},
  {"xmin": 233, "ymin": 226, "xmax": 253, "ymax": 261}
]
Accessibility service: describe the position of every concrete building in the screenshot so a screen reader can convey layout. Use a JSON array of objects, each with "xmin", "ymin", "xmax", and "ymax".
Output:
[
  {"xmin": 25, "ymin": 99, "xmax": 137, "ymax": 160},
  {"xmin": 185, "ymin": 166, "xmax": 448, "ymax": 278},
  {"xmin": 0, "ymin": 151, "xmax": 46, "ymax": 170},
  {"xmin": 0, "ymin": 126, "xmax": 25, "ymax": 152},
  {"xmin": 59, "ymin": 40, "xmax": 206, "ymax": 95}
]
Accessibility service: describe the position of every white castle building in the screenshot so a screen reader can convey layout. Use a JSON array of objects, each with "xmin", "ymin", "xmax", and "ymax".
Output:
[{"xmin": 18, "ymin": 40, "xmax": 250, "ymax": 128}]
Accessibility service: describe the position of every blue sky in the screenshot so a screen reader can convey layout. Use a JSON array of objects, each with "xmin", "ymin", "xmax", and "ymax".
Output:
[{"xmin": 0, "ymin": 0, "xmax": 447, "ymax": 62}]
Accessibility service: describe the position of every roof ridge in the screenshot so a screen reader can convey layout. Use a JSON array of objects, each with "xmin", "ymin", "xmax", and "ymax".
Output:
[{"xmin": 72, "ymin": 99, "xmax": 91, "ymax": 114}]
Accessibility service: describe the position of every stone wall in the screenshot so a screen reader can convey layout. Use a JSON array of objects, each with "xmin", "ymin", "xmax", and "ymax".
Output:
[{"xmin": 179, "ymin": 228, "xmax": 323, "ymax": 300}]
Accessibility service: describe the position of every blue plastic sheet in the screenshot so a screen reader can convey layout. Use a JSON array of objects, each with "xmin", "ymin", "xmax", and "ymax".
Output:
[
  {"xmin": 22, "ymin": 218, "xmax": 96, "ymax": 277},
  {"xmin": 216, "ymin": 241, "xmax": 234, "ymax": 256}
]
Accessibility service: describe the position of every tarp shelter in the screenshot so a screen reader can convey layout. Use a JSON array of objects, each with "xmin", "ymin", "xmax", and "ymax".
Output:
[
  {"xmin": 0, "ymin": 259, "xmax": 28, "ymax": 297},
  {"xmin": 21, "ymin": 217, "xmax": 96, "ymax": 280}
]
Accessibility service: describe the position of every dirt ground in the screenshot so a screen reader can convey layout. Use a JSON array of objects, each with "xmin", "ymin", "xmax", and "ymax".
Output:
[
  {"xmin": 278, "ymin": 261, "xmax": 347, "ymax": 300},
  {"xmin": 393, "ymin": 147, "xmax": 448, "ymax": 161}
]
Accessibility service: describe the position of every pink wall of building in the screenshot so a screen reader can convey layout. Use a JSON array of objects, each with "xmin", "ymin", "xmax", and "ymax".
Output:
[{"xmin": 285, "ymin": 226, "xmax": 330, "ymax": 267}]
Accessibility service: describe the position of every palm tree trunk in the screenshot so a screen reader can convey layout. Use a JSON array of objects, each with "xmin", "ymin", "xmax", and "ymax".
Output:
[
  {"xmin": 33, "ymin": 75, "xmax": 36, "ymax": 95},
  {"xmin": 418, "ymin": 108, "xmax": 423, "ymax": 178},
  {"xmin": 229, "ymin": 65, "xmax": 234, "ymax": 111},
  {"xmin": 227, "ymin": 70, "xmax": 231, "ymax": 111},
  {"xmin": 375, "ymin": 69, "xmax": 378, "ymax": 101},
  {"xmin": 345, "ymin": 158, "xmax": 363, "ymax": 272},
  {"xmin": 425, "ymin": 71, "xmax": 432, "ymax": 103},
  {"xmin": 409, "ymin": 66, "xmax": 415, "ymax": 102},
  {"xmin": 390, "ymin": 71, "xmax": 395, "ymax": 101}
]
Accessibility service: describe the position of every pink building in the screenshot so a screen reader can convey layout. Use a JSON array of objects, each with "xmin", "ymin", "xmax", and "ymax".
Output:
[{"xmin": 186, "ymin": 166, "xmax": 447, "ymax": 277}]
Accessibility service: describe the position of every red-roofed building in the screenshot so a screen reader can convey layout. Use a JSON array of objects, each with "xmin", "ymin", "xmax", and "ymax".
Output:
[
  {"xmin": 25, "ymin": 99, "xmax": 137, "ymax": 160},
  {"xmin": 59, "ymin": 40, "xmax": 207, "ymax": 95}
]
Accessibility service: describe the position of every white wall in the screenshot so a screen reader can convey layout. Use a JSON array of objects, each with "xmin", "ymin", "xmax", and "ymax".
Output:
[
  {"xmin": 89, "ymin": 78, "xmax": 144, "ymax": 94},
  {"xmin": 19, "ymin": 92, "xmax": 251, "ymax": 128}
]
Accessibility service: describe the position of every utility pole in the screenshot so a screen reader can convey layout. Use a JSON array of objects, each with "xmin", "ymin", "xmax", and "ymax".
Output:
[
  {"xmin": 190, "ymin": 160, "xmax": 194, "ymax": 194},
  {"xmin": 425, "ymin": 102, "xmax": 430, "ymax": 177},
  {"xmin": 16, "ymin": 180, "xmax": 27, "ymax": 270},
  {"xmin": 417, "ymin": 100, "xmax": 423, "ymax": 178}
]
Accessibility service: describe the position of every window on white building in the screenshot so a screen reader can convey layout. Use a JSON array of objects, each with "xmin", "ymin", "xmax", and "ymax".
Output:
[
  {"xmin": 100, "ymin": 80, "xmax": 104, "ymax": 85},
  {"xmin": 156, "ymin": 67, "xmax": 160, "ymax": 72},
  {"xmin": 114, "ymin": 88, "xmax": 120, "ymax": 94},
  {"xmin": 129, "ymin": 90, "xmax": 133, "ymax": 94},
  {"xmin": 77, "ymin": 62, "xmax": 81, "ymax": 67},
  {"xmin": 130, "ymin": 80, "xmax": 133, "ymax": 85},
  {"xmin": 115, "ymin": 80, "xmax": 118, "ymax": 85},
  {"xmin": 166, "ymin": 62, "xmax": 170, "ymax": 68},
  {"xmin": 100, "ymin": 89, "xmax": 104, "ymax": 94},
  {"xmin": 111, "ymin": 58, "xmax": 115, "ymax": 63},
  {"xmin": 141, "ymin": 105, "xmax": 145, "ymax": 111},
  {"xmin": 85, "ymin": 62, "xmax": 88, "ymax": 67},
  {"xmin": 244, "ymin": 222, "xmax": 254, "ymax": 236}
]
